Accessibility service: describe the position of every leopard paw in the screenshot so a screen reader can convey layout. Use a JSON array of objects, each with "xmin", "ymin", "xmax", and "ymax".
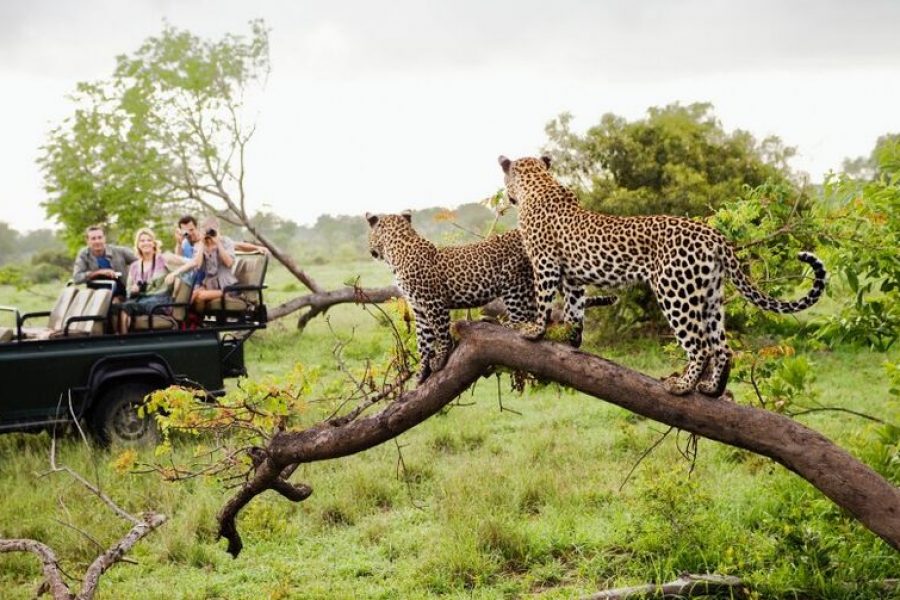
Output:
[
  {"xmin": 662, "ymin": 375, "xmax": 693, "ymax": 396},
  {"xmin": 428, "ymin": 350, "xmax": 450, "ymax": 374},
  {"xmin": 697, "ymin": 378, "xmax": 727, "ymax": 397},
  {"xmin": 514, "ymin": 322, "xmax": 546, "ymax": 340}
]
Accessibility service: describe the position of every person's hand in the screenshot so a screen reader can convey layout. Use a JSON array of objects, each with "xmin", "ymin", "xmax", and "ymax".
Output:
[
  {"xmin": 164, "ymin": 272, "xmax": 176, "ymax": 286},
  {"xmin": 91, "ymin": 268, "xmax": 117, "ymax": 280},
  {"xmin": 257, "ymin": 245, "xmax": 270, "ymax": 255}
]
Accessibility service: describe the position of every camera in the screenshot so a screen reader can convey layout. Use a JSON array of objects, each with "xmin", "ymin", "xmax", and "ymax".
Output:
[
  {"xmin": 205, "ymin": 228, "xmax": 217, "ymax": 238},
  {"xmin": 137, "ymin": 281, "xmax": 148, "ymax": 294},
  {"xmin": 181, "ymin": 230, "xmax": 190, "ymax": 238}
]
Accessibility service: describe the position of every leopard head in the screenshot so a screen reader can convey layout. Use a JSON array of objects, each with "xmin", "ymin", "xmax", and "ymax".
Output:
[
  {"xmin": 366, "ymin": 210, "xmax": 413, "ymax": 261},
  {"xmin": 498, "ymin": 155, "xmax": 552, "ymax": 205}
]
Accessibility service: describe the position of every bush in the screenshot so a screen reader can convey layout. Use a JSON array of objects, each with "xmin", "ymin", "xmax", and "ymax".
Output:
[{"xmin": 28, "ymin": 262, "xmax": 68, "ymax": 284}]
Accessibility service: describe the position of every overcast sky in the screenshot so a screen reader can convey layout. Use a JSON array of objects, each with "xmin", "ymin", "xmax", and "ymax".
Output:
[{"xmin": 2, "ymin": 0, "xmax": 900, "ymax": 232}]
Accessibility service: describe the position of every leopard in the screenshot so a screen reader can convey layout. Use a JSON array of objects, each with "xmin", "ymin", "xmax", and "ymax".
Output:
[
  {"xmin": 366, "ymin": 211, "xmax": 616, "ymax": 383},
  {"xmin": 497, "ymin": 155, "xmax": 827, "ymax": 397}
]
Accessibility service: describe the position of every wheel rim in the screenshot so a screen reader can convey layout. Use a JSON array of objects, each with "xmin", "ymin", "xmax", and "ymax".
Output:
[{"xmin": 112, "ymin": 401, "xmax": 151, "ymax": 441}]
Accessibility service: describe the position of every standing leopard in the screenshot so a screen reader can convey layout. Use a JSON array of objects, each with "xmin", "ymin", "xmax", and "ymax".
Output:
[
  {"xmin": 366, "ymin": 211, "xmax": 615, "ymax": 383},
  {"xmin": 497, "ymin": 155, "xmax": 826, "ymax": 397}
]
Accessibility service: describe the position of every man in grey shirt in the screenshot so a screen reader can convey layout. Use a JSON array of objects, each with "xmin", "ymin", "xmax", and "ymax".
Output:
[{"xmin": 72, "ymin": 225, "xmax": 138, "ymax": 298}]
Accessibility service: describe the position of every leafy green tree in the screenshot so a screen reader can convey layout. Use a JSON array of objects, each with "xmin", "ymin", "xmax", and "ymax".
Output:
[
  {"xmin": 841, "ymin": 133, "xmax": 900, "ymax": 181},
  {"xmin": 39, "ymin": 21, "xmax": 269, "ymax": 253},
  {"xmin": 543, "ymin": 102, "xmax": 798, "ymax": 217},
  {"xmin": 0, "ymin": 223, "xmax": 18, "ymax": 265},
  {"xmin": 815, "ymin": 137, "xmax": 900, "ymax": 350}
]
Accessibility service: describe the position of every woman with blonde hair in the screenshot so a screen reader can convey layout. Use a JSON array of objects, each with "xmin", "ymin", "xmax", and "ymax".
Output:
[{"xmin": 117, "ymin": 228, "xmax": 175, "ymax": 333}]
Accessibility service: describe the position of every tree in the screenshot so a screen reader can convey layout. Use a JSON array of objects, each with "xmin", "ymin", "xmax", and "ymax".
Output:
[
  {"xmin": 0, "ymin": 223, "xmax": 18, "ymax": 265},
  {"xmin": 39, "ymin": 21, "xmax": 401, "ymax": 324},
  {"xmin": 208, "ymin": 321, "xmax": 900, "ymax": 560},
  {"xmin": 842, "ymin": 133, "xmax": 900, "ymax": 181},
  {"xmin": 543, "ymin": 102, "xmax": 798, "ymax": 217}
]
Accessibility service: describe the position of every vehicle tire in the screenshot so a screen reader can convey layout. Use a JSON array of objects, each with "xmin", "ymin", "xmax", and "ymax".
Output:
[{"xmin": 90, "ymin": 381, "xmax": 160, "ymax": 447}]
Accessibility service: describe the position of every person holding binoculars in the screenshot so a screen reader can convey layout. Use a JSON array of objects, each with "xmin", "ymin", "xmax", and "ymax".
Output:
[
  {"xmin": 167, "ymin": 215, "xmax": 264, "ymax": 314},
  {"xmin": 117, "ymin": 228, "xmax": 175, "ymax": 334}
]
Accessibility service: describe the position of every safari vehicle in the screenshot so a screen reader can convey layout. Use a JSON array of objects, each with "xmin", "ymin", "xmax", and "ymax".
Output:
[{"xmin": 0, "ymin": 252, "xmax": 268, "ymax": 445}]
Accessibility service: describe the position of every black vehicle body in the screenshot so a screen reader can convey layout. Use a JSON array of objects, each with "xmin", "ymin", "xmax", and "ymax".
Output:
[
  {"xmin": 0, "ymin": 327, "xmax": 249, "ymax": 436},
  {"xmin": 0, "ymin": 251, "xmax": 268, "ymax": 443}
]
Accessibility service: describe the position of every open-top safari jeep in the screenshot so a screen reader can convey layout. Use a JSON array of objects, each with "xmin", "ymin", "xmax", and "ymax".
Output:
[{"xmin": 0, "ymin": 252, "xmax": 269, "ymax": 445}]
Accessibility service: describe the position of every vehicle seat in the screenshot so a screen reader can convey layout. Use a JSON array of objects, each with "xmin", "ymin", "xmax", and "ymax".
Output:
[
  {"xmin": 43, "ymin": 289, "xmax": 109, "ymax": 338},
  {"xmin": 18, "ymin": 289, "xmax": 94, "ymax": 340},
  {"xmin": 14, "ymin": 287, "xmax": 80, "ymax": 339},
  {"xmin": 71, "ymin": 288, "xmax": 112, "ymax": 335},
  {"xmin": 205, "ymin": 251, "xmax": 268, "ymax": 323},
  {"xmin": 130, "ymin": 276, "xmax": 193, "ymax": 331}
]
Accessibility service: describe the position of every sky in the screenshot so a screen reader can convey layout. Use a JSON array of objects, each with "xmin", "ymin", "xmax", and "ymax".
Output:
[{"xmin": 2, "ymin": 0, "xmax": 900, "ymax": 233}]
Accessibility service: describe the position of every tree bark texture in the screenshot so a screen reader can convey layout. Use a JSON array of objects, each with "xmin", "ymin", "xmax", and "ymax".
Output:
[{"xmin": 218, "ymin": 321, "xmax": 900, "ymax": 556}]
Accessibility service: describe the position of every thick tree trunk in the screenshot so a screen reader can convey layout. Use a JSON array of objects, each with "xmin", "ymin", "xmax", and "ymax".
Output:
[{"xmin": 218, "ymin": 321, "xmax": 900, "ymax": 556}]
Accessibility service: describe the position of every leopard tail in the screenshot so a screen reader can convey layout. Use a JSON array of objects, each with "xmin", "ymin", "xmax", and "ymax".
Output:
[{"xmin": 722, "ymin": 246, "xmax": 826, "ymax": 313}]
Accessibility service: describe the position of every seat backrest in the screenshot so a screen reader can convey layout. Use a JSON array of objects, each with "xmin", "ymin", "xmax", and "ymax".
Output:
[
  {"xmin": 48, "ymin": 287, "xmax": 79, "ymax": 330},
  {"xmin": 170, "ymin": 276, "xmax": 193, "ymax": 321},
  {"xmin": 61, "ymin": 289, "xmax": 93, "ymax": 332},
  {"xmin": 231, "ymin": 252, "xmax": 268, "ymax": 305},
  {"xmin": 72, "ymin": 289, "xmax": 111, "ymax": 335}
]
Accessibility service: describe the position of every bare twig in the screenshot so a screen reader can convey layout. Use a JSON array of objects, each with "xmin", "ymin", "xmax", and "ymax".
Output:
[
  {"xmin": 618, "ymin": 427, "xmax": 673, "ymax": 492},
  {"xmin": 583, "ymin": 572, "xmax": 747, "ymax": 600}
]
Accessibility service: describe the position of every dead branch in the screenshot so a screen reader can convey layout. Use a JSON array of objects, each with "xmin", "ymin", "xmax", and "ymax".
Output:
[
  {"xmin": 0, "ymin": 539, "xmax": 71, "ymax": 600},
  {"xmin": 0, "ymin": 438, "xmax": 167, "ymax": 599},
  {"xmin": 582, "ymin": 572, "xmax": 747, "ymax": 600},
  {"xmin": 216, "ymin": 321, "xmax": 900, "ymax": 557},
  {"xmin": 266, "ymin": 284, "xmax": 402, "ymax": 325}
]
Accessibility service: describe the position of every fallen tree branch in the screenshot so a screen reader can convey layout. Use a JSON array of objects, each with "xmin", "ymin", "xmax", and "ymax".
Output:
[
  {"xmin": 0, "ymin": 434, "xmax": 167, "ymax": 599},
  {"xmin": 217, "ymin": 321, "xmax": 900, "ymax": 557},
  {"xmin": 582, "ymin": 572, "xmax": 746, "ymax": 600},
  {"xmin": 267, "ymin": 284, "xmax": 402, "ymax": 325}
]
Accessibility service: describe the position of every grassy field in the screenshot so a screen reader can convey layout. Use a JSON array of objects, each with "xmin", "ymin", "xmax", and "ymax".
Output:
[{"xmin": 0, "ymin": 262, "xmax": 898, "ymax": 599}]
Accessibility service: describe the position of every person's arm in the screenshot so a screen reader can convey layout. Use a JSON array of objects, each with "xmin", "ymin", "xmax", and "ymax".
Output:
[
  {"xmin": 174, "ymin": 227, "xmax": 185, "ymax": 256},
  {"xmin": 234, "ymin": 241, "xmax": 269, "ymax": 254},
  {"xmin": 72, "ymin": 250, "xmax": 90, "ymax": 284},
  {"xmin": 216, "ymin": 238, "xmax": 235, "ymax": 268},
  {"xmin": 164, "ymin": 251, "xmax": 202, "ymax": 285},
  {"xmin": 123, "ymin": 247, "xmax": 138, "ymax": 264},
  {"xmin": 126, "ymin": 262, "xmax": 140, "ymax": 296}
]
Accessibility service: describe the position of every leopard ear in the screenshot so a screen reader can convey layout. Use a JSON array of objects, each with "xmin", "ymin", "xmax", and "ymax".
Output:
[
  {"xmin": 541, "ymin": 155, "xmax": 552, "ymax": 169},
  {"xmin": 366, "ymin": 213, "xmax": 379, "ymax": 228},
  {"xmin": 401, "ymin": 210, "xmax": 413, "ymax": 223},
  {"xmin": 498, "ymin": 155, "xmax": 512, "ymax": 174}
]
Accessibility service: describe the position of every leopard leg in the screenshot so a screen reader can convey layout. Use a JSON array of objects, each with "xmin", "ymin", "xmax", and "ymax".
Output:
[
  {"xmin": 412, "ymin": 307, "xmax": 435, "ymax": 383},
  {"xmin": 519, "ymin": 261, "xmax": 559, "ymax": 340},
  {"xmin": 655, "ymin": 278, "xmax": 710, "ymax": 395},
  {"xmin": 501, "ymin": 274, "xmax": 537, "ymax": 326},
  {"xmin": 426, "ymin": 309, "xmax": 452, "ymax": 376},
  {"xmin": 561, "ymin": 277, "xmax": 586, "ymax": 348},
  {"xmin": 697, "ymin": 276, "xmax": 732, "ymax": 397}
]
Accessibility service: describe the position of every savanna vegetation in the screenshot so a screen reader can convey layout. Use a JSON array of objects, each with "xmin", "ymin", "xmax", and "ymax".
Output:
[{"xmin": 1, "ymin": 20, "xmax": 899, "ymax": 600}]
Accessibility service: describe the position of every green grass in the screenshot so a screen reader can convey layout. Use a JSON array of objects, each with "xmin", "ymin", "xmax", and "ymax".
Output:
[{"xmin": 0, "ymin": 267, "xmax": 898, "ymax": 599}]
